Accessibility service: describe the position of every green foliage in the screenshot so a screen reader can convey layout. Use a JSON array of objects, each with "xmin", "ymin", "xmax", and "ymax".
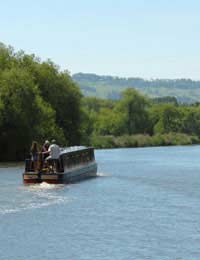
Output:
[
  {"xmin": 152, "ymin": 96, "xmax": 178, "ymax": 105},
  {"xmin": 0, "ymin": 43, "xmax": 82, "ymax": 160},
  {"xmin": 92, "ymin": 88, "xmax": 150, "ymax": 136},
  {"xmin": 91, "ymin": 135, "xmax": 117, "ymax": 149},
  {"xmin": 116, "ymin": 88, "xmax": 150, "ymax": 135},
  {"xmin": 82, "ymin": 96, "xmax": 115, "ymax": 113},
  {"xmin": 80, "ymin": 97, "xmax": 116, "ymax": 143},
  {"xmin": 150, "ymin": 104, "xmax": 183, "ymax": 134},
  {"xmin": 1, "ymin": 42, "xmax": 200, "ymax": 160},
  {"xmin": 181, "ymin": 106, "xmax": 200, "ymax": 136},
  {"xmin": 94, "ymin": 108, "xmax": 125, "ymax": 136},
  {"xmin": 91, "ymin": 133, "xmax": 200, "ymax": 149},
  {"xmin": 0, "ymin": 67, "xmax": 64, "ymax": 160},
  {"xmin": 17, "ymin": 56, "xmax": 83, "ymax": 145},
  {"xmin": 83, "ymin": 92, "xmax": 200, "ymax": 149}
]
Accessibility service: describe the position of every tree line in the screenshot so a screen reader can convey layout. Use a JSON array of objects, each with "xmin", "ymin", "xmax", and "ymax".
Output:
[
  {"xmin": 82, "ymin": 90, "xmax": 200, "ymax": 148},
  {"xmin": 73, "ymin": 73, "xmax": 200, "ymax": 103},
  {"xmin": 0, "ymin": 43, "xmax": 200, "ymax": 160}
]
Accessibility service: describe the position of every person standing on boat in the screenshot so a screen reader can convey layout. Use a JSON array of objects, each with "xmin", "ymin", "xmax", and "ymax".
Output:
[
  {"xmin": 30, "ymin": 141, "xmax": 39, "ymax": 172},
  {"xmin": 41, "ymin": 140, "xmax": 50, "ymax": 160},
  {"xmin": 46, "ymin": 139, "xmax": 60, "ymax": 172}
]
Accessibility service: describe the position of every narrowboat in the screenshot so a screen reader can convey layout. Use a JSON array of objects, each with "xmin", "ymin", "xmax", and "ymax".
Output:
[{"xmin": 23, "ymin": 146, "xmax": 97, "ymax": 184}]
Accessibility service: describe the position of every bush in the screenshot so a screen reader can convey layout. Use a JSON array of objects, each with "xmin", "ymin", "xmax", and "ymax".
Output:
[
  {"xmin": 91, "ymin": 135, "xmax": 116, "ymax": 149},
  {"xmin": 91, "ymin": 133, "xmax": 200, "ymax": 149}
]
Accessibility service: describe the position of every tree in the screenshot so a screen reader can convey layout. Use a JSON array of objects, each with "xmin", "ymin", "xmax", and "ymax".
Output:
[
  {"xmin": 115, "ymin": 88, "xmax": 150, "ymax": 135},
  {"xmin": 21, "ymin": 59, "xmax": 83, "ymax": 145},
  {"xmin": 153, "ymin": 104, "xmax": 183, "ymax": 134},
  {"xmin": 181, "ymin": 107, "xmax": 200, "ymax": 136},
  {"xmin": 0, "ymin": 67, "xmax": 64, "ymax": 160},
  {"xmin": 94, "ymin": 108, "xmax": 125, "ymax": 136}
]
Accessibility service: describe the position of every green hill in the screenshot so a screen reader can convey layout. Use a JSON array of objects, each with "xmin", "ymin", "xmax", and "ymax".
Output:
[{"xmin": 73, "ymin": 73, "xmax": 200, "ymax": 103}]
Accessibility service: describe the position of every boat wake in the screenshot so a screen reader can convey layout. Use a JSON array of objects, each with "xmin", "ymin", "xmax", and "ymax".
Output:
[
  {"xmin": 0, "ymin": 182, "xmax": 70, "ymax": 215},
  {"xmin": 29, "ymin": 182, "xmax": 65, "ymax": 190},
  {"xmin": 97, "ymin": 172, "xmax": 111, "ymax": 177}
]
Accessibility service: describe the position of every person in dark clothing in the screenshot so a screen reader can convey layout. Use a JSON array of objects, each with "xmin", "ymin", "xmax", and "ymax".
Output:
[{"xmin": 41, "ymin": 140, "xmax": 50, "ymax": 160}]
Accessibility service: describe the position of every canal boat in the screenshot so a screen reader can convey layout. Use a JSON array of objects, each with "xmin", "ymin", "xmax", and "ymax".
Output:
[{"xmin": 23, "ymin": 146, "xmax": 97, "ymax": 184}]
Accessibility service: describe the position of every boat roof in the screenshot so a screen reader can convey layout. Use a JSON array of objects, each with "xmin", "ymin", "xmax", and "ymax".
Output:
[{"xmin": 60, "ymin": 146, "xmax": 88, "ymax": 155}]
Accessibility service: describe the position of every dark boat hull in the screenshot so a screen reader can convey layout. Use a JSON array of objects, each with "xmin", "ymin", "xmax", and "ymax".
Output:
[{"xmin": 23, "ymin": 162, "xmax": 97, "ymax": 185}]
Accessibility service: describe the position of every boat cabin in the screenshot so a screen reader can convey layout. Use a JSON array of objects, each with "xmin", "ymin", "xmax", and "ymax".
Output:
[{"xmin": 25, "ymin": 146, "xmax": 95, "ymax": 173}]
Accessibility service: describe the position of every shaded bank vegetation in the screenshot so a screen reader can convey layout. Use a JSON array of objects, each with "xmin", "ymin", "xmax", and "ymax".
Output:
[
  {"xmin": 0, "ymin": 43, "xmax": 82, "ymax": 160},
  {"xmin": 0, "ymin": 43, "xmax": 200, "ymax": 161}
]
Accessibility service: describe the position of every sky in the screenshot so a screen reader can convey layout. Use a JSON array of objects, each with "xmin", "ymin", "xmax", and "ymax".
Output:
[{"xmin": 1, "ymin": 0, "xmax": 200, "ymax": 79}]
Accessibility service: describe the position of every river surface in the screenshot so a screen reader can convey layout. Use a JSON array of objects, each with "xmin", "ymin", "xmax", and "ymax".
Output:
[{"xmin": 1, "ymin": 146, "xmax": 200, "ymax": 260}]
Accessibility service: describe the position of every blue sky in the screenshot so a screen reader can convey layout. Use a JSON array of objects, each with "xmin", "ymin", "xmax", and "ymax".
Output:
[{"xmin": 1, "ymin": 0, "xmax": 200, "ymax": 79}]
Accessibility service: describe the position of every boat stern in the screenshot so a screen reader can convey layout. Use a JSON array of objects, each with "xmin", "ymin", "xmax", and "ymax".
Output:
[
  {"xmin": 23, "ymin": 172, "xmax": 41, "ymax": 184},
  {"xmin": 23, "ymin": 172, "xmax": 64, "ymax": 184}
]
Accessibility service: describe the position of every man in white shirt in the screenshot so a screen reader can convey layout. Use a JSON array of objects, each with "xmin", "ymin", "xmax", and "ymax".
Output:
[
  {"xmin": 46, "ymin": 139, "xmax": 60, "ymax": 172},
  {"xmin": 48, "ymin": 139, "xmax": 60, "ymax": 159}
]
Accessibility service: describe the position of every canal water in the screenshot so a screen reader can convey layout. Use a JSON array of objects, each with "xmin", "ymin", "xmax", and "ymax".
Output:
[{"xmin": 1, "ymin": 146, "xmax": 200, "ymax": 260}]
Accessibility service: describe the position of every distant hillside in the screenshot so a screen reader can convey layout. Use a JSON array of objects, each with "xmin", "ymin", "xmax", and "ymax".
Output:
[{"xmin": 73, "ymin": 73, "xmax": 200, "ymax": 103}]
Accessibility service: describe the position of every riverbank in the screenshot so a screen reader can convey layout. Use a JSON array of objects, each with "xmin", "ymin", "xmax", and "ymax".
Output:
[{"xmin": 91, "ymin": 133, "xmax": 200, "ymax": 149}]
